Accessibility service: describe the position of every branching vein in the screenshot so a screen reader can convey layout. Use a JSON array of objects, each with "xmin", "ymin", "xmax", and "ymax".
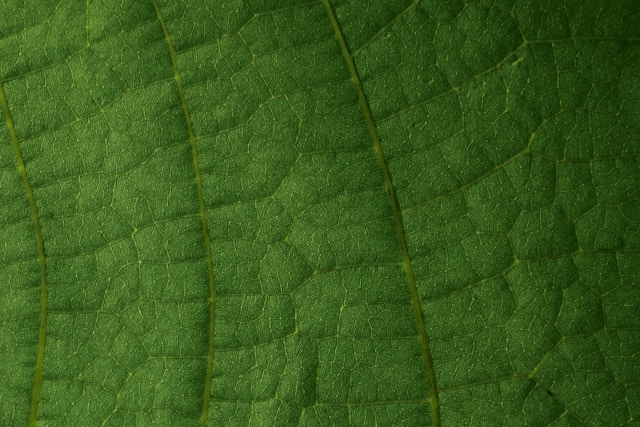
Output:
[
  {"xmin": 320, "ymin": 1, "xmax": 442, "ymax": 425},
  {"xmin": 150, "ymin": 3, "xmax": 217, "ymax": 426}
]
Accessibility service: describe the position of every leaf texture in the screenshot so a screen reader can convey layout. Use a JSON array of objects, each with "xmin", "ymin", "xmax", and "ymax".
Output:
[{"xmin": 0, "ymin": 0, "xmax": 639, "ymax": 426}]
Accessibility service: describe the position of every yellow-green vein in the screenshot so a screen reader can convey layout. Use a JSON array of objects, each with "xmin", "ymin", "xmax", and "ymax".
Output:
[
  {"xmin": 320, "ymin": 1, "xmax": 441, "ymax": 425},
  {"xmin": 0, "ymin": 81, "xmax": 48, "ymax": 427},
  {"xmin": 150, "ymin": 2, "xmax": 217, "ymax": 426}
]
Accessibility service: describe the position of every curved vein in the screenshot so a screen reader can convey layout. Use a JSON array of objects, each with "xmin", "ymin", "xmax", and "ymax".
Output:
[
  {"xmin": 320, "ymin": 1, "xmax": 442, "ymax": 425},
  {"xmin": 150, "ymin": 3, "xmax": 217, "ymax": 426},
  {"xmin": 0, "ymin": 81, "xmax": 48, "ymax": 427}
]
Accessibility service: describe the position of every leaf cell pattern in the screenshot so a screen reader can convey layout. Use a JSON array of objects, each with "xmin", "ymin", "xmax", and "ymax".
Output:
[{"xmin": 0, "ymin": 0, "xmax": 639, "ymax": 426}]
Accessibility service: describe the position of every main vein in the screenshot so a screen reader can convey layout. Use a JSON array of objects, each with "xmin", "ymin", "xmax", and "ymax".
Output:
[
  {"xmin": 320, "ymin": 1, "xmax": 441, "ymax": 425},
  {"xmin": 150, "ymin": 2, "xmax": 217, "ymax": 426},
  {"xmin": 0, "ymin": 81, "xmax": 48, "ymax": 427}
]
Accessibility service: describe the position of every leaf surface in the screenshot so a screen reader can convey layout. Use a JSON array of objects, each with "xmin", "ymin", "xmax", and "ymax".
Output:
[{"xmin": 1, "ymin": 0, "xmax": 639, "ymax": 426}]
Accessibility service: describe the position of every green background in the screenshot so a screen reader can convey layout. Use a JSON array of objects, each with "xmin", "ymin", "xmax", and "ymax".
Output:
[{"xmin": 1, "ymin": 0, "xmax": 639, "ymax": 425}]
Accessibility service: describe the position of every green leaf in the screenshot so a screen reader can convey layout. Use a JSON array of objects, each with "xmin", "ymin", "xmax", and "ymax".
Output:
[{"xmin": 1, "ymin": 0, "xmax": 639, "ymax": 425}]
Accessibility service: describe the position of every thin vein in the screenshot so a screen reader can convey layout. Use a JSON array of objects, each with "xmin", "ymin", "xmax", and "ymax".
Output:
[
  {"xmin": 150, "ymin": 2, "xmax": 217, "ymax": 426},
  {"xmin": 352, "ymin": 0, "xmax": 419, "ymax": 57},
  {"xmin": 320, "ymin": 1, "xmax": 441, "ymax": 425},
  {"xmin": 0, "ymin": 81, "xmax": 48, "ymax": 427}
]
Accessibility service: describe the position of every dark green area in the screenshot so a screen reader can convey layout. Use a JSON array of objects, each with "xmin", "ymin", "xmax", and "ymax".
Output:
[{"xmin": 1, "ymin": 0, "xmax": 639, "ymax": 425}]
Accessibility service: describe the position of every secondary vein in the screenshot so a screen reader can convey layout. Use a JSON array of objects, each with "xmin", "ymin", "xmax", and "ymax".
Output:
[
  {"xmin": 150, "ymin": 3, "xmax": 217, "ymax": 426},
  {"xmin": 0, "ymin": 80, "xmax": 48, "ymax": 427},
  {"xmin": 320, "ymin": 1, "xmax": 442, "ymax": 425}
]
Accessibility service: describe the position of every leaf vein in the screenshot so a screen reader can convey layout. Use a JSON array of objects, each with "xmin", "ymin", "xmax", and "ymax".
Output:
[
  {"xmin": 321, "ymin": 1, "xmax": 441, "ymax": 425},
  {"xmin": 151, "ymin": 2, "xmax": 217, "ymax": 426},
  {"xmin": 0, "ymin": 80, "xmax": 48, "ymax": 427}
]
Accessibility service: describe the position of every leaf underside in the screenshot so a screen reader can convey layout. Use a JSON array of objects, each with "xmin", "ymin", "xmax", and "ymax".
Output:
[{"xmin": 0, "ymin": 0, "xmax": 639, "ymax": 426}]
